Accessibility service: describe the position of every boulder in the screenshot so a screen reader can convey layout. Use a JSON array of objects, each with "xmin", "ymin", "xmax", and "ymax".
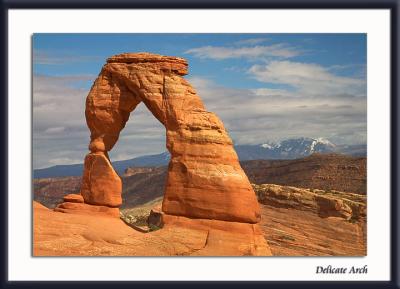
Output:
[
  {"xmin": 147, "ymin": 204, "xmax": 164, "ymax": 228},
  {"xmin": 80, "ymin": 152, "xmax": 122, "ymax": 207}
]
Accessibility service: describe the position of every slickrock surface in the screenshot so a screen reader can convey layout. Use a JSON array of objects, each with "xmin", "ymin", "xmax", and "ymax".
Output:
[
  {"xmin": 80, "ymin": 52, "xmax": 260, "ymax": 223},
  {"xmin": 253, "ymin": 184, "xmax": 367, "ymax": 256},
  {"xmin": 36, "ymin": 191, "xmax": 366, "ymax": 256},
  {"xmin": 161, "ymin": 214, "xmax": 271, "ymax": 256},
  {"xmin": 253, "ymin": 184, "xmax": 366, "ymax": 220},
  {"xmin": 119, "ymin": 184, "xmax": 367, "ymax": 256},
  {"xmin": 260, "ymin": 204, "xmax": 366, "ymax": 256},
  {"xmin": 54, "ymin": 201, "xmax": 120, "ymax": 218},
  {"xmin": 34, "ymin": 201, "xmax": 270, "ymax": 256}
]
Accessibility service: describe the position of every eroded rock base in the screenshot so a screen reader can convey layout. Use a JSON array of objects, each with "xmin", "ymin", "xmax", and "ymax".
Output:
[
  {"xmin": 35, "ymin": 201, "xmax": 271, "ymax": 256},
  {"xmin": 161, "ymin": 214, "xmax": 272, "ymax": 256},
  {"xmin": 54, "ymin": 194, "xmax": 120, "ymax": 218}
]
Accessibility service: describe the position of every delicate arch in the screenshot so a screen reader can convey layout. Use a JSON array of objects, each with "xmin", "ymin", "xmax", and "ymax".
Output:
[{"xmin": 80, "ymin": 53, "xmax": 261, "ymax": 224}]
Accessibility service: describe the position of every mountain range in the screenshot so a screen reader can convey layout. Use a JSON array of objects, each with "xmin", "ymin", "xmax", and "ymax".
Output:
[
  {"xmin": 33, "ymin": 137, "xmax": 366, "ymax": 178},
  {"xmin": 234, "ymin": 137, "xmax": 365, "ymax": 160}
]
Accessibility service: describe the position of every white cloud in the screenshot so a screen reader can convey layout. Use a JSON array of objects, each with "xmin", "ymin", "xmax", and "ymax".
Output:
[
  {"xmin": 251, "ymin": 88, "xmax": 294, "ymax": 97},
  {"xmin": 185, "ymin": 43, "xmax": 300, "ymax": 60},
  {"xmin": 48, "ymin": 157, "xmax": 83, "ymax": 166},
  {"xmin": 44, "ymin": 126, "xmax": 65, "ymax": 134},
  {"xmin": 188, "ymin": 76, "xmax": 367, "ymax": 146},
  {"xmin": 248, "ymin": 61, "xmax": 366, "ymax": 96},
  {"xmin": 33, "ymin": 74, "xmax": 166, "ymax": 169},
  {"xmin": 34, "ymin": 68, "xmax": 366, "ymax": 169}
]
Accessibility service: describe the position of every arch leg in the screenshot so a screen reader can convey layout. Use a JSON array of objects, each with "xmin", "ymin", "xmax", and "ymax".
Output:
[{"xmin": 80, "ymin": 70, "xmax": 141, "ymax": 207}]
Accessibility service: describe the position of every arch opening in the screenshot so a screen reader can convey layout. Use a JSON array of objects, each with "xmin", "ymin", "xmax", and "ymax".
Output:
[{"xmin": 110, "ymin": 102, "xmax": 168, "ymax": 210}]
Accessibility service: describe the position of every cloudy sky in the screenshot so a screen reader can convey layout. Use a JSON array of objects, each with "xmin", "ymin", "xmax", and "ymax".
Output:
[{"xmin": 33, "ymin": 33, "xmax": 367, "ymax": 169}]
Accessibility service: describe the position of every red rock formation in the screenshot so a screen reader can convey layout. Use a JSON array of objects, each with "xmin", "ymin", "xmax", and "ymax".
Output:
[
  {"xmin": 80, "ymin": 152, "xmax": 122, "ymax": 207},
  {"xmin": 253, "ymin": 183, "xmax": 366, "ymax": 220},
  {"xmin": 54, "ymin": 193, "xmax": 120, "ymax": 217},
  {"xmin": 35, "ymin": 201, "xmax": 271, "ymax": 256},
  {"xmin": 51, "ymin": 53, "xmax": 270, "ymax": 255},
  {"xmin": 77, "ymin": 52, "xmax": 260, "ymax": 223},
  {"xmin": 54, "ymin": 201, "xmax": 120, "ymax": 218}
]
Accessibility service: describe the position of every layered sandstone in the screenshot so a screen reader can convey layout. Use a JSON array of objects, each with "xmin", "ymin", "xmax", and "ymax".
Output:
[
  {"xmin": 80, "ymin": 152, "xmax": 122, "ymax": 207},
  {"xmin": 260, "ymin": 203, "xmax": 366, "ymax": 256},
  {"xmin": 253, "ymin": 183, "xmax": 366, "ymax": 221},
  {"xmin": 50, "ymin": 53, "xmax": 269, "ymax": 255},
  {"xmin": 119, "ymin": 183, "xmax": 366, "ymax": 256},
  {"xmin": 35, "ymin": 201, "xmax": 270, "ymax": 256},
  {"xmin": 78, "ymin": 52, "xmax": 260, "ymax": 223}
]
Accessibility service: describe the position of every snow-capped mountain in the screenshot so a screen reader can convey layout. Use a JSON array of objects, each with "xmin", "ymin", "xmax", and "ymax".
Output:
[
  {"xmin": 265, "ymin": 137, "xmax": 336, "ymax": 158},
  {"xmin": 234, "ymin": 137, "xmax": 340, "ymax": 160}
]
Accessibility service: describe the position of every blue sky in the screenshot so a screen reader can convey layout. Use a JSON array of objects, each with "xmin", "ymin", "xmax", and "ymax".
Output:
[{"xmin": 33, "ymin": 33, "xmax": 367, "ymax": 169}]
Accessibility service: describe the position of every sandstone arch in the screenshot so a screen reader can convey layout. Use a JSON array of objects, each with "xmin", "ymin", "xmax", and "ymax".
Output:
[{"xmin": 78, "ymin": 53, "xmax": 261, "ymax": 223}]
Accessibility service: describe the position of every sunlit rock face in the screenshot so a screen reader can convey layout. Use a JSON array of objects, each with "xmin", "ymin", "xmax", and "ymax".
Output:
[{"xmin": 75, "ymin": 52, "xmax": 260, "ymax": 223}]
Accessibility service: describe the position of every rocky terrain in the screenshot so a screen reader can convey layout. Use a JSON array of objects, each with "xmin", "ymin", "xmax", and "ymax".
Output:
[
  {"xmin": 33, "ymin": 157, "xmax": 367, "ymax": 256},
  {"xmin": 33, "ymin": 167, "xmax": 167, "ymax": 209},
  {"xmin": 33, "ymin": 164, "xmax": 367, "ymax": 256},
  {"xmin": 242, "ymin": 153, "xmax": 366, "ymax": 194},
  {"xmin": 256, "ymin": 184, "xmax": 366, "ymax": 256},
  {"xmin": 254, "ymin": 184, "xmax": 366, "ymax": 220},
  {"xmin": 121, "ymin": 167, "xmax": 167, "ymax": 208},
  {"xmin": 117, "ymin": 183, "xmax": 367, "ymax": 256},
  {"xmin": 34, "ymin": 182, "xmax": 366, "ymax": 256},
  {"xmin": 34, "ymin": 176, "xmax": 81, "ymax": 208},
  {"xmin": 35, "ymin": 201, "xmax": 271, "ymax": 256},
  {"xmin": 260, "ymin": 205, "xmax": 366, "ymax": 256},
  {"xmin": 33, "ymin": 53, "xmax": 366, "ymax": 256}
]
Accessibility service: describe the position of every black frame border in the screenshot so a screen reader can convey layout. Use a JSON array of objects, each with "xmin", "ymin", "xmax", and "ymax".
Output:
[{"xmin": 1, "ymin": 0, "xmax": 399, "ymax": 288}]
